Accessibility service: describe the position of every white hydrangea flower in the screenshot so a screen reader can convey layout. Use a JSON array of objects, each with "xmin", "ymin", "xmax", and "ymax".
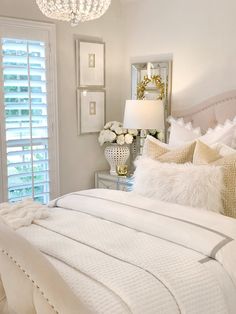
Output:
[
  {"xmin": 107, "ymin": 130, "xmax": 116, "ymax": 142},
  {"xmin": 99, "ymin": 121, "xmax": 126, "ymax": 146},
  {"xmin": 148, "ymin": 129, "xmax": 157, "ymax": 135},
  {"xmin": 98, "ymin": 130, "xmax": 106, "ymax": 145},
  {"xmin": 117, "ymin": 134, "xmax": 125, "ymax": 145},
  {"xmin": 104, "ymin": 122, "xmax": 112, "ymax": 129},
  {"xmin": 128, "ymin": 129, "xmax": 138, "ymax": 136},
  {"xmin": 110, "ymin": 121, "xmax": 122, "ymax": 131},
  {"xmin": 114, "ymin": 127, "xmax": 123, "ymax": 135},
  {"xmin": 158, "ymin": 131, "xmax": 165, "ymax": 142},
  {"xmin": 125, "ymin": 133, "xmax": 133, "ymax": 144},
  {"xmin": 98, "ymin": 130, "xmax": 116, "ymax": 146}
]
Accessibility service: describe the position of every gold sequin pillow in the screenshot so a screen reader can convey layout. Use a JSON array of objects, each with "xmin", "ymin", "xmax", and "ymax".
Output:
[
  {"xmin": 193, "ymin": 140, "xmax": 236, "ymax": 218},
  {"xmin": 143, "ymin": 135, "xmax": 196, "ymax": 163}
]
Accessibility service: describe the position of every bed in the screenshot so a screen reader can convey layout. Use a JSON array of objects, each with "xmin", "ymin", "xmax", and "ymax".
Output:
[{"xmin": 1, "ymin": 90, "xmax": 236, "ymax": 314}]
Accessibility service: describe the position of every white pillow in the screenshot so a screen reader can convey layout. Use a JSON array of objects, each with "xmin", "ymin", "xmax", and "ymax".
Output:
[
  {"xmin": 133, "ymin": 157, "xmax": 224, "ymax": 213},
  {"xmin": 168, "ymin": 116, "xmax": 236, "ymax": 148},
  {"xmin": 201, "ymin": 121, "xmax": 236, "ymax": 147},
  {"xmin": 168, "ymin": 117, "xmax": 201, "ymax": 147}
]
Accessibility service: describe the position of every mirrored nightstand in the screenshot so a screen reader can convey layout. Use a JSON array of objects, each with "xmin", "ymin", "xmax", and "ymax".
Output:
[{"xmin": 95, "ymin": 171, "xmax": 134, "ymax": 192}]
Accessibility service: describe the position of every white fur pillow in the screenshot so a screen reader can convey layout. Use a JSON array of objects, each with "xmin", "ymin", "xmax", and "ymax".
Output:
[{"xmin": 133, "ymin": 157, "xmax": 224, "ymax": 213}]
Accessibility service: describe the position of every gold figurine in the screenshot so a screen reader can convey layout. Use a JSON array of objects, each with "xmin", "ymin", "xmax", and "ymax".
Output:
[{"xmin": 116, "ymin": 165, "xmax": 128, "ymax": 176}]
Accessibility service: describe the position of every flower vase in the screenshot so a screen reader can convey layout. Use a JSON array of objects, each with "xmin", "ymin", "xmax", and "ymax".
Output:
[{"xmin": 104, "ymin": 144, "xmax": 130, "ymax": 176}]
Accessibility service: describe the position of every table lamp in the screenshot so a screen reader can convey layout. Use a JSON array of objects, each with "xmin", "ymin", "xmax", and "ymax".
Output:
[{"xmin": 123, "ymin": 100, "xmax": 164, "ymax": 155}]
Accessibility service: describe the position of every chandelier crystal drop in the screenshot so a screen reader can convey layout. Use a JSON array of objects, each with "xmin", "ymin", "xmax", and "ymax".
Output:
[{"xmin": 36, "ymin": 0, "xmax": 112, "ymax": 26}]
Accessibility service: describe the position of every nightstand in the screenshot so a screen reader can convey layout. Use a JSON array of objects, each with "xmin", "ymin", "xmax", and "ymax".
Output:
[{"xmin": 95, "ymin": 171, "xmax": 134, "ymax": 192}]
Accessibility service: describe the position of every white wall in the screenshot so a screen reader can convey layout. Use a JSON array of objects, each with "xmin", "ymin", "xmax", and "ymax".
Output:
[
  {"xmin": 0, "ymin": 0, "xmax": 124, "ymax": 195},
  {"xmin": 121, "ymin": 0, "xmax": 236, "ymax": 110}
]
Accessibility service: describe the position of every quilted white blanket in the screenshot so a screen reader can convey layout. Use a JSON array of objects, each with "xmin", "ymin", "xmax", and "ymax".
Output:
[{"xmin": 15, "ymin": 189, "xmax": 236, "ymax": 314}]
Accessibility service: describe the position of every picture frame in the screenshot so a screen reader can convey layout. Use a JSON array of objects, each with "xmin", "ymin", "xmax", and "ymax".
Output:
[
  {"xmin": 76, "ymin": 40, "xmax": 105, "ymax": 87},
  {"xmin": 77, "ymin": 89, "xmax": 106, "ymax": 134}
]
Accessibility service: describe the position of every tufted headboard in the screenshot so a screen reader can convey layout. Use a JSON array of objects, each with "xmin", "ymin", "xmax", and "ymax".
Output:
[{"xmin": 172, "ymin": 90, "xmax": 236, "ymax": 132}]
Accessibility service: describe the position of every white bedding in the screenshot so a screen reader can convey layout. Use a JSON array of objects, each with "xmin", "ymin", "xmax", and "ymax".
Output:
[{"xmin": 13, "ymin": 189, "xmax": 236, "ymax": 314}]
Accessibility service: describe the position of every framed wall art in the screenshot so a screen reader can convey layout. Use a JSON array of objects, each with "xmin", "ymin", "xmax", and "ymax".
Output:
[
  {"xmin": 76, "ymin": 40, "xmax": 105, "ymax": 87},
  {"xmin": 77, "ymin": 89, "xmax": 106, "ymax": 134}
]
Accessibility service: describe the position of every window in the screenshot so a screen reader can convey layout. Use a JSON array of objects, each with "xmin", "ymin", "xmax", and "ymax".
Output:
[{"xmin": 0, "ymin": 18, "xmax": 59, "ymax": 204}]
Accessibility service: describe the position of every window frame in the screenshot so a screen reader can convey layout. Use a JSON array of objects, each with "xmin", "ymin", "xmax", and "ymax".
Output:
[{"xmin": 0, "ymin": 17, "xmax": 60, "ymax": 202}]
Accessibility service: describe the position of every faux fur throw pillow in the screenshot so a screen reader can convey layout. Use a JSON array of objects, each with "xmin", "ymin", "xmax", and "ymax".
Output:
[{"xmin": 133, "ymin": 157, "xmax": 224, "ymax": 213}]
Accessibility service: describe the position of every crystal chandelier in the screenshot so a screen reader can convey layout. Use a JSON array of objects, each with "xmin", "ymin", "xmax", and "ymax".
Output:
[{"xmin": 36, "ymin": 0, "xmax": 112, "ymax": 26}]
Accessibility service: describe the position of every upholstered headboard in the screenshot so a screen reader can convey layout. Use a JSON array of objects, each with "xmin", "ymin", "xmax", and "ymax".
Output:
[{"xmin": 172, "ymin": 90, "xmax": 236, "ymax": 132}]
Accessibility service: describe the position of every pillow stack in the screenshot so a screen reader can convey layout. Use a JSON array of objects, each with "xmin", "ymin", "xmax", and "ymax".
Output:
[
  {"xmin": 168, "ymin": 116, "xmax": 236, "ymax": 148},
  {"xmin": 133, "ymin": 117, "xmax": 236, "ymax": 219}
]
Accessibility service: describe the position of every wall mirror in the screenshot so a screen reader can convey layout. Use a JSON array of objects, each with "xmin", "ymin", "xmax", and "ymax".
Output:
[{"xmin": 131, "ymin": 60, "xmax": 172, "ymax": 139}]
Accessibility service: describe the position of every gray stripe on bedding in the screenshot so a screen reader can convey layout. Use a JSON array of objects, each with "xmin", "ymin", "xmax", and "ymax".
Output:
[
  {"xmin": 56, "ymin": 193, "xmax": 233, "ymax": 240},
  {"xmin": 211, "ymin": 238, "xmax": 233, "ymax": 258},
  {"xmin": 199, "ymin": 257, "xmax": 213, "ymax": 264},
  {"xmin": 52, "ymin": 204, "xmax": 210, "ymax": 257},
  {"xmin": 36, "ymin": 222, "xmax": 182, "ymax": 314},
  {"xmin": 54, "ymin": 193, "xmax": 234, "ymax": 259},
  {"xmin": 199, "ymin": 238, "xmax": 233, "ymax": 261}
]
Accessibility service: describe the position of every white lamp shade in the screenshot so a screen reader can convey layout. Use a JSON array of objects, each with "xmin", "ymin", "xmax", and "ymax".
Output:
[{"xmin": 123, "ymin": 100, "xmax": 164, "ymax": 130}]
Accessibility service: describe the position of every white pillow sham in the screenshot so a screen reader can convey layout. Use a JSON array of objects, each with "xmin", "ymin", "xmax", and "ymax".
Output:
[
  {"xmin": 168, "ymin": 116, "xmax": 236, "ymax": 148},
  {"xmin": 133, "ymin": 157, "xmax": 224, "ymax": 213},
  {"xmin": 168, "ymin": 117, "xmax": 201, "ymax": 147}
]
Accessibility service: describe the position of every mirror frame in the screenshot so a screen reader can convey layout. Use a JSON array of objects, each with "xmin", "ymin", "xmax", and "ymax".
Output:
[{"xmin": 131, "ymin": 59, "xmax": 172, "ymax": 141}]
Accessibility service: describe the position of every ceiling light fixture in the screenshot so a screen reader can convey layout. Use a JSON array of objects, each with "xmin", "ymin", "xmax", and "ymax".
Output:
[{"xmin": 36, "ymin": 0, "xmax": 112, "ymax": 26}]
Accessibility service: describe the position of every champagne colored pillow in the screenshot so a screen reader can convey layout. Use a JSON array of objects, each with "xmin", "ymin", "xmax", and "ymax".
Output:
[
  {"xmin": 143, "ymin": 135, "xmax": 196, "ymax": 163},
  {"xmin": 193, "ymin": 141, "xmax": 222, "ymax": 164},
  {"xmin": 193, "ymin": 141, "xmax": 236, "ymax": 218}
]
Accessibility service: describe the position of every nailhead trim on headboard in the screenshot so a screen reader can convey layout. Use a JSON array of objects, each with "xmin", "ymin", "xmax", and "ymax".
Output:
[
  {"xmin": 1, "ymin": 249, "xmax": 59, "ymax": 314},
  {"xmin": 182, "ymin": 96, "xmax": 236, "ymax": 119}
]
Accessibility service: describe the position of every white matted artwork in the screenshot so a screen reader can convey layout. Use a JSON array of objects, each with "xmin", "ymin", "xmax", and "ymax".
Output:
[
  {"xmin": 77, "ymin": 40, "xmax": 105, "ymax": 87},
  {"xmin": 78, "ymin": 89, "xmax": 106, "ymax": 134}
]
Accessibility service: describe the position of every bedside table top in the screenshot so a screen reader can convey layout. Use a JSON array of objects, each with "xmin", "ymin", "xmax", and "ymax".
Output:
[
  {"xmin": 95, "ymin": 170, "xmax": 134, "ymax": 180},
  {"xmin": 95, "ymin": 170, "xmax": 134, "ymax": 192}
]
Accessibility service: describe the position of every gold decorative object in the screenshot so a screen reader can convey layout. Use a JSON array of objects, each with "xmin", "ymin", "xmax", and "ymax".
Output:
[
  {"xmin": 137, "ymin": 75, "xmax": 165, "ymax": 100},
  {"xmin": 116, "ymin": 165, "xmax": 128, "ymax": 176}
]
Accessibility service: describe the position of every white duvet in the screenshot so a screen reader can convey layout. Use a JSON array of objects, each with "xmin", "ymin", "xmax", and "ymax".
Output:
[{"xmin": 12, "ymin": 189, "xmax": 236, "ymax": 313}]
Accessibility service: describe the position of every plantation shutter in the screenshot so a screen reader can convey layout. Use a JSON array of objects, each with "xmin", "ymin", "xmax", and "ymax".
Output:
[{"xmin": 0, "ymin": 18, "xmax": 59, "ymax": 204}]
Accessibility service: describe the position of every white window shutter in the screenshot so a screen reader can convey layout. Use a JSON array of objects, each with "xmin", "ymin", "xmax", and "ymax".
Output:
[{"xmin": 0, "ymin": 18, "xmax": 59, "ymax": 204}]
